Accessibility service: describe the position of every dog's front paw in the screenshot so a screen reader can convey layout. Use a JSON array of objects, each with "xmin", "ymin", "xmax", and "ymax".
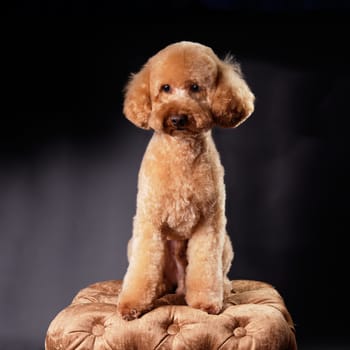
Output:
[
  {"xmin": 190, "ymin": 300, "xmax": 222, "ymax": 315},
  {"xmin": 186, "ymin": 292, "xmax": 223, "ymax": 315},
  {"xmin": 117, "ymin": 302, "xmax": 142, "ymax": 321}
]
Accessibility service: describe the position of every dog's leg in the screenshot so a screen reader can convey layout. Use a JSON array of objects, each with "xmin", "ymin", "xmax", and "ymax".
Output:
[
  {"xmin": 222, "ymin": 233, "xmax": 234, "ymax": 297},
  {"xmin": 171, "ymin": 240, "xmax": 188, "ymax": 295},
  {"xmin": 117, "ymin": 220, "xmax": 167, "ymax": 320},
  {"xmin": 164, "ymin": 240, "xmax": 188, "ymax": 294},
  {"xmin": 185, "ymin": 221, "xmax": 226, "ymax": 314}
]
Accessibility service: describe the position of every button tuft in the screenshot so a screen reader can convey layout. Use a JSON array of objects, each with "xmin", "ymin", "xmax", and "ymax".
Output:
[
  {"xmin": 92, "ymin": 323, "xmax": 105, "ymax": 336},
  {"xmin": 167, "ymin": 323, "xmax": 180, "ymax": 335},
  {"xmin": 233, "ymin": 326, "xmax": 246, "ymax": 337}
]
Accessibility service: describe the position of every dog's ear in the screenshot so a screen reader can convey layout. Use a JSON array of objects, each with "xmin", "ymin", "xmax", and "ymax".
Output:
[
  {"xmin": 211, "ymin": 56, "xmax": 255, "ymax": 128},
  {"xmin": 123, "ymin": 63, "xmax": 151, "ymax": 129}
]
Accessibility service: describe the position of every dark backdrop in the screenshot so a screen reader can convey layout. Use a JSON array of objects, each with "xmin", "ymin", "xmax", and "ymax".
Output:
[{"xmin": 1, "ymin": 2, "xmax": 349, "ymax": 349}]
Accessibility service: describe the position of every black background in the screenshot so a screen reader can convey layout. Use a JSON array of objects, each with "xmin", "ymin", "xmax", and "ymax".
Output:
[{"xmin": 1, "ymin": 1, "xmax": 350, "ymax": 349}]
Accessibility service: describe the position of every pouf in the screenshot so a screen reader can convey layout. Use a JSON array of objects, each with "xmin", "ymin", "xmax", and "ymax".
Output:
[{"xmin": 45, "ymin": 279, "xmax": 297, "ymax": 349}]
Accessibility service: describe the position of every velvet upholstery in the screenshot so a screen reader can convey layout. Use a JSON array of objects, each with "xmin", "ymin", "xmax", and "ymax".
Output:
[{"xmin": 45, "ymin": 279, "xmax": 297, "ymax": 349}]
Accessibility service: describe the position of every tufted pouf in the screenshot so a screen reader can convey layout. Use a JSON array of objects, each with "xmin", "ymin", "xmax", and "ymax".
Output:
[{"xmin": 45, "ymin": 279, "xmax": 297, "ymax": 350}]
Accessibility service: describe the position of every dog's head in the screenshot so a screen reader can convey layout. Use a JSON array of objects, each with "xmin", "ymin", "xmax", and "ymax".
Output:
[{"xmin": 123, "ymin": 41, "xmax": 255, "ymax": 136}]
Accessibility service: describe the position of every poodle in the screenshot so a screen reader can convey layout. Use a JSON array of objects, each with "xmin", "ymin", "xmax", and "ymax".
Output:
[{"xmin": 117, "ymin": 41, "xmax": 255, "ymax": 321}]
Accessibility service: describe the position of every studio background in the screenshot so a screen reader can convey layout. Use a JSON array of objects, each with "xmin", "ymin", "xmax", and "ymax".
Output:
[{"xmin": 1, "ymin": 2, "xmax": 349, "ymax": 349}]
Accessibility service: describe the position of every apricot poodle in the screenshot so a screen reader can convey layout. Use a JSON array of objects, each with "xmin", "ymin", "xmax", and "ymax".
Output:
[{"xmin": 118, "ymin": 41, "xmax": 255, "ymax": 320}]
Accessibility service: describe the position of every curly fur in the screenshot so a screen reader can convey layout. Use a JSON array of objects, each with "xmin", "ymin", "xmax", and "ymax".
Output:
[{"xmin": 118, "ymin": 41, "xmax": 255, "ymax": 320}]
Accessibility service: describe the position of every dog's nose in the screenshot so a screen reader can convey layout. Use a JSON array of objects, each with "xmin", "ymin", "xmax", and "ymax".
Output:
[{"xmin": 170, "ymin": 115, "xmax": 188, "ymax": 128}]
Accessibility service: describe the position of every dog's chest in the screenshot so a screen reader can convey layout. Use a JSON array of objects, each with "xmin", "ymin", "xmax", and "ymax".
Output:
[
  {"xmin": 139, "ymin": 140, "xmax": 221, "ymax": 237},
  {"xmin": 163, "ymin": 163, "xmax": 216, "ymax": 237},
  {"xmin": 163, "ymin": 167, "xmax": 207, "ymax": 228}
]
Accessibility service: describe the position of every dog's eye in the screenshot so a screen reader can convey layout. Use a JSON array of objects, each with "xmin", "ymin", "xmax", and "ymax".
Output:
[
  {"xmin": 190, "ymin": 83, "xmax": 200, "ymax": 92},
  {"xmin": 161, "ymin": 84, "xmax": 171, "ymax": 93}
]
